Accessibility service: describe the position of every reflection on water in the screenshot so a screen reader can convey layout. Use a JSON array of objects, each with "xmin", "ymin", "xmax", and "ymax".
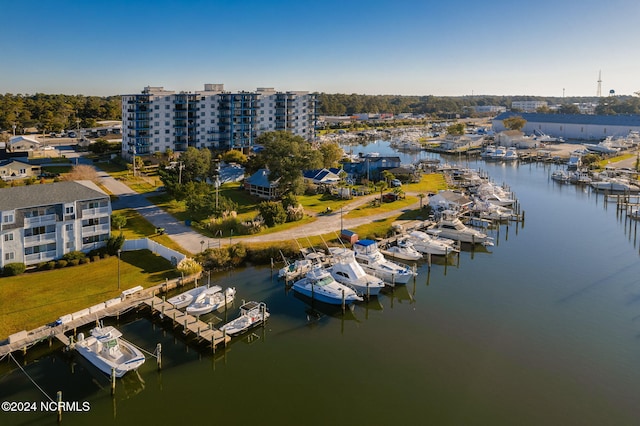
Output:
[{"xmin": 3, "ymin": 142, "xmax": 640, "ymax": 425}]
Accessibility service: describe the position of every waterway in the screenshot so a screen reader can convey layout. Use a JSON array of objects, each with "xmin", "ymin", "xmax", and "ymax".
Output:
[{"xmin": 2, "ymin": 142, "xmax": 640, "ymax": 425}]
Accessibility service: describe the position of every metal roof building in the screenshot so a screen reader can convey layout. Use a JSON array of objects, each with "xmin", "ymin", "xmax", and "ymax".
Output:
[{"xmin": 492, "ymin": 112, "xmax": 640, "ymax": 141}]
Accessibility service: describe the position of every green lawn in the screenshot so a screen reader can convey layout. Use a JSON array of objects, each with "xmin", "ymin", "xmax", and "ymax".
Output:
[
  {"xmin": 403, "ymin": 173, "xmax": 448, "ymax": 193},
  {"xmin": 0, "ymin": 250, "xmax": 180, "ymax": 339},
  {"xmin": 345, "ymin": 196, "xmax": 417, "ymax": 218},
  {"xmin": 298, "ymin": 192, "xmax": 354, "ymax": 214},
  {"xmin": 115, "ymin": 208, "xmax": 191, "ymax": 255}
]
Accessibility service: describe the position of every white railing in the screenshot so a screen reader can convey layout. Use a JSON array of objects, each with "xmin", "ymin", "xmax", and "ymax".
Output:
[
  {"xmin": 81, "ymin": 224, "xmax": 110, "ymax": 236},
  {"xmin": 24, "ymin": 232, "xmax": 57, "ymax": 245},
  {"xmin": 24, "ymin": 214, "xmax": 56, "ymax": 226},
  {"xmin": 82, "ymin": 207, "xmax": 110, "ymax": 218},
  {"xmin": 25, "ymin": 250, "xmax": 57, "ymax": 264}
]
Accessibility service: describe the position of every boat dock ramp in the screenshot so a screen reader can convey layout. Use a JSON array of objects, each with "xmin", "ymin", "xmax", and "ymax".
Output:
[{"xmin": 0, "ymin": 278, "xmax": 232, "ymax": 357}]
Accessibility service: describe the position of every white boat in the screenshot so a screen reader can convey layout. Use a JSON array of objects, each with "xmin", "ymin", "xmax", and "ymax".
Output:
[
  {"xmin": 551, "ymin": 170, "xmax": 570, "ymax": 183},
  {"xmin": 591, "ymin": 178, "xmax": 640, "ymax": 192},
  {"xmin": 353, "ymin": 239, "xmax": 416, "ymax": 286},
  {"xmin": 480, "ymin": 145, "xmax": 496, "ymax": 159},
  {"xmin": 379, "ymin": 238, "xmax": 423, "ymax": 261},
  {"xmin": 186, "ymin": 286, "xmax": 236, "ymax": 316},
  {"xmin": 407, "ymin": 230, "xmax": 459, "ymax": 256},
  {"xmin": 219, "ymin": 301, "xmax": 270, "ymax": 336},
  {"xmin": 427, "ymin": 211, "xmax": 493, "ymax": 246},
  {"xmin": 503, "ymin": 147, "xmax": 518, "ymax": 161},
  {"xmin": 585, "ymin": 138, "xmax": 620, "ymax": 155},
  {"xmin": 74, "ymin": 325, "xmax": 145, "ymax": 378},
  {"xmin": 476, "ymin": 183, "xmax": 517, "ymax": 207},
  {"xmin": 491, "ymin": 146, "xmax": 507, "ymax": 160},
  {"xmin": 278, "ymin": 252, "xmax": 327, "ymax": 280},
  {"xmin": 167, "ymin": 286, "xmax": 207, "ymax": 309},
  {"xmin": 292, "ymin": 266, "xmax": 363, "ymax": 305},
  {"xmin": 328, "ymin": 247, "xmax": 385, "ymax": 297}
]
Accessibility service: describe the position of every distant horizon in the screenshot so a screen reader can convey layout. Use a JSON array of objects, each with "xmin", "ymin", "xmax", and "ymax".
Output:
[{"xmin": 2, "ymin": 0, "xmax": 639, "ymax": 98}]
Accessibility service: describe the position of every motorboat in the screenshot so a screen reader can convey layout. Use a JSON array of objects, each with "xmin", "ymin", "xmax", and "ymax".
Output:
[
  {"xmin": 292, "ymin": 266, "xmax": 363, "ymax": 305},
  {"xmin": 585, "ymin": 138, "xmax": 620, "ymax": 155},
  {"xmin": 503, "ymin": 147, "xmax": 518, "ymax": 161},
  {"xmin": 167, "ymin": 286, "xmax": 206, "ymax": 309},
  {"xmin": 186, "ymin": 286, "xmax": 236, "ymax": 316},
  {"xmin": 74, "ymin": 325, "xmax": 145, "ymax": 378},
  {"xmin": 551, "ymin": 170, "xmax": 570, "ymax": 183},
  {"xmin": 427, "ymin": 211, "xmax": 493, "ymax": 246},
  {"xmin": 407, "ymin": 230, "xmax": 459, "ymax": 256},
  {"xmin": 480, "ymin": 145, "xmax": 496, "ymax": 159},
  {"xmin": 219, "ymin": 301, "xmax": 270, "ymax": 336},
  {"xmin": 476, "ymin": 183, "xmax": 517, "ymax": 207},
  {"xmin": 591, "ymin": 178, "xmax": 640, "ymax": 192},
  {"xmin": 379, "ymin": 238, "xmax": 423, "ymax": 261},
  {"xmin": 491, "ymin": 146, "xmax": 507, "ymax": 160},
  {"xmin": 353, "ymin": 239, "xmax": 416, "ymax": 286},
  {"xmin": 279, "ymin": 252, "xmax": 327, "ymax": 280},
  {"xmin": 327, "ymin": 247, "xmax": 385, "ymax": 297}
]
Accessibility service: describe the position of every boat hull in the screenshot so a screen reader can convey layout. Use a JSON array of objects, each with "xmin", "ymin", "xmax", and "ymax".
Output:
[{"xmin": 292, "ymin": 283, "xmax": 362, "ymax": 305}]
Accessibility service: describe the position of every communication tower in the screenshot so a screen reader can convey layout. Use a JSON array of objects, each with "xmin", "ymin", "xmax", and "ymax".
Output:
[{"xmin": 597, "ymin": 70, "xmax": 602, "ymax": 97}]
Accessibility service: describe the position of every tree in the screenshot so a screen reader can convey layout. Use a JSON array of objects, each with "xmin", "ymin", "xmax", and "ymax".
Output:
[
  {"xmin": 381, "ymin": 170, "xmax": 395, "ymax": 185},
  {"xmin": 61, "ymin": 164, "xmax": 100, "ymax": 183},
  {"xmin": 180, "ymin": 147, "xmax": 212, "ymax": 183},
  {"xmin": 319, "ymin": 142, "xmax": 343, "ymax": 168},
  {"xmin": 111, "ymin": 214, "xmax": 127, "ymax": 232},
  {"xmin": 222, "ymin": 149, "xmax": 247, "ymax": 165},
  {"xmin": 258, "ymin": 201, "xmax": 287, "ymax": 227},
  {"xmin": 502, "ymin": 116, "xmax": 526, "ymax": 131},
  {"xmin": 88, "ymin": 139, "xmax": 112, "ymax": 154},
  {"xmin": 375, "ymin": 180, "xmax": 388, "ymax": 202},
  {"xmin": 418, "ymin": 193, "xmax": 426, "ymax": 209},
  {"xmin": 256, "ymin": 131, "xmax": 323, "ymax": 194},
  {"xmin": 558, "ymin": 104, "xmax": 580, "ymax": 114},
  {"xmin": 446, "ymin": 122, "xmax": 466, "ymax": 136}
]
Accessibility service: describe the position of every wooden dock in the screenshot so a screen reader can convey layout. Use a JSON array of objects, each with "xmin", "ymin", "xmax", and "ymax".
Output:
[
  {"xmin": 142, "ymin": 297, "xmax": 230, "ymax": 347},
  {"xmin": 0, "ymin": 276, "xmax": 230, "ymax": 357}
]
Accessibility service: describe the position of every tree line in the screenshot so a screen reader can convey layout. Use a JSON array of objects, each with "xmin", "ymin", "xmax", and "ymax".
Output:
[{"xmin": 0, "ymin": 93, "xmax": 120, "ymax": 135}]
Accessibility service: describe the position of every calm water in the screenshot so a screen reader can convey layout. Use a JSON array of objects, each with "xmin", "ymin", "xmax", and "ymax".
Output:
[{"xmin": 2, "ymin": 144, "xmax": 640, "ymax": 425}]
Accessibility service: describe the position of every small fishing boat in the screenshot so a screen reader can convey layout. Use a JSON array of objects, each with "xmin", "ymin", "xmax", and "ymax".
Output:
[
  {"xmin": 353, "ymin": 239, "xmax": 416, "ymax": 286},
  {"xmin": 327, "ymin": 247, "xmax": 385, "ymax": 297},
  {"xmin": 427, "ymin": 211, "xmax": 493, "ymax": 246},
  {"xmin": 167, "ymin": 286, "xmax": 207, "ymax": 309},
  {"xmin": 74, "ymin": 325, "xmax": 145, "ymax": 378},
  {"xmin": 219, "ymin": 301, "xmax": 270, "ymax": 336},
  {"xmin": 407, "ymin": 230, "xmax": 459, "ymax": 256},
  {"xmin": 186, "ymin": 286, "xmax": 236, "ymax": 316}
]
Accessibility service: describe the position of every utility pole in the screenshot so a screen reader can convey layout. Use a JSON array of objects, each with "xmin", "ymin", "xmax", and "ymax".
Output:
[{"xmin": 178, "ymin": 161, "xmax": 184, "ymax": 184}]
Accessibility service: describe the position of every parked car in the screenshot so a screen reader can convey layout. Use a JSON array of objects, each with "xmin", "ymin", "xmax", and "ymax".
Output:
[
  {"xmin": 391, "ymin": 179, "xmax": 402, "ymax": 187},
  {"xmin": 68, "ymin": 131, "xmax": 77, "ymax": 138}
]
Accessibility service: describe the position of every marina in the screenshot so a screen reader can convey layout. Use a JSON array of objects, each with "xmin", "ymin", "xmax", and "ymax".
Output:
[{"xmin": 2, "ymin": 141, "xmax": 640, "ymax": 425}]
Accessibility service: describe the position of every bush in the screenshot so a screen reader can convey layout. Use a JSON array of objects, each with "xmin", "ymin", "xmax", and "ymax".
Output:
[
  {"xmin": 91, "ymin": 255, "xmax": 101, "ymax": 263},
  {"xmin": 79, "ymin": 257, "xmax": 90, "ymax": 264},
  {"xmin": 62, "ymin": 251, "xmax": 87, "ymax": 262},
  {"xmin": 56, "ymin": 260, "xmax": 68, "ymax": 268},
  {"xmin": 46, "ymin": 261, "xmax": 56, "ymax": 270},
  {"xmin": 68, "ymin": 259, "xmax": 81, "ymax": 266},
  {"xmin": 3, "ymin": 263, "xmax": 26, "ymax": 276},
  {"xmin": 258, "ymin": 201, "xmax": 287, "ymax": 227}
]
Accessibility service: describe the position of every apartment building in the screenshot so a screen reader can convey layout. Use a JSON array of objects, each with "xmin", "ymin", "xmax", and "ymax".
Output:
[
  {"xmin": 0, "ymin": 181, "xmax": 111, "ymax": 268},
  {"xmin": 511, "ymin": 100, "xmax": 548, "ymax": 112},
  {"xmin": 122, "ymin": 84, "xmax": 318, "ymax": 159}
]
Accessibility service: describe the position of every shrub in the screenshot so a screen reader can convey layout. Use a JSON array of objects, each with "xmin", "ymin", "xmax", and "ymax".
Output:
[
  {"xmin": 79, "ymin": 257, "xmax": 90, "ymax": 264},
  {"xmin": 68, "ymin": 259, "xmax": 81, "ymax": 266},
  {"xmin": 62, "ymin": 251, "xmax": 87, "ymax": 262},
  {"xmin": 56, "ymin": 260, "xmax": 68, "ymax": 268},
  {"xmin": 46, "ymin": 261, "xmax": 56, "ymax": 270},
  {"xmin": 91, "ymin": 255, "xmax": 101, "ymax": 263},
  {"xmin": 258, "ymin": 201, "xmax": 287, "ymax": 227},
  {"xmin": 2, "ymin": 263, "xmax": 26, "ymax": 276}
]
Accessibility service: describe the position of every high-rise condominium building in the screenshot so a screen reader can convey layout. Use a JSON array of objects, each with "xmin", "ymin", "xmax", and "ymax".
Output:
[{"xmin": 121, "ymin": 84, "xmax": 318, "ymax": 159}]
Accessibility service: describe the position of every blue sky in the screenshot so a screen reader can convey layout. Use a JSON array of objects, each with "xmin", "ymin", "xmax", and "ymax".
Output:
[{"xmin": 1, "ymin": 0, "xmax": 639, "ymax": 97}]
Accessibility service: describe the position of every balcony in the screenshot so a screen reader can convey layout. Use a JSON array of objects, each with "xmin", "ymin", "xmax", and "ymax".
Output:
[
  {"xmin": 82, "ymin": 224, "xmax": 110, "ymax": 237},
  {"xmin": 24, "ymin": 232, "xmax": 57, "ymax": 245},
  {"xmin": 25, "ymin": 250, "xmax": 57, "ymax": 265},
  {"xmin": 82, "ymin": 206, "xmax": 110, "ymax": 218},
  {"xmin": 24, "ymin": 214, "xmax": 57, "ymax": 226}
]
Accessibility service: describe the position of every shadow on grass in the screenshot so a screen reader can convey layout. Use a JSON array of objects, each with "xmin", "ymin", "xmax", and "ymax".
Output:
[{"xmin": 120, "ymin": 250, "xmax": 181, "ymax": 278}]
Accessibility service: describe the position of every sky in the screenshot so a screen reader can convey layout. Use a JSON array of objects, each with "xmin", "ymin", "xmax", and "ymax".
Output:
[{"xmin": 1, "ymin": 0, "xmax": 639, "ymax": 97}]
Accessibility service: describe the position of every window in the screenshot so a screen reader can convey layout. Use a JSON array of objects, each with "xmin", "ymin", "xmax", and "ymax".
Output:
[
  {"xmin": 5, "ymin": 252, "xmax": 14, "ymax": 261},
  {"xmin": 3, "ymin": 214, "xmax": 14, "ymax": 223},
  {"xmin": 4, "ymin": 233, "xmax": 13, "ymax": 241},
  {"xmin": 65, "ymin": 224, "xmax": 73, "ymax": 231},
  {"xmin": 65, "ymin": 206, "xmax": 74, "ymax": 215}
]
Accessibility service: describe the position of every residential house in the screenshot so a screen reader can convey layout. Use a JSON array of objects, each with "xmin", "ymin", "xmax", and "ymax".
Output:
[
  {"xmin": 342, "ymin": 155, "xmax": 401, "ymax": 182},
  {"xmin": 0, "ymin": 159, "xmax": 41, "ymax": 180},
  {"xmin": 302, "ymin": 168, "xmax": 341, "ymax": 186},
  {"xmin": 428, "ymin": 190, "xmax": 472, "ymax": 213},
  {"xmin": 8, "ymin": 136, "xmax": 41, "ymax": 152},
  {"xmin": 0, "ymin": 181, "xmax": 112, "ymax": 268},
  {"xmin": 244, "ymin": 168, "xmax": 279, "ymax": 199}
]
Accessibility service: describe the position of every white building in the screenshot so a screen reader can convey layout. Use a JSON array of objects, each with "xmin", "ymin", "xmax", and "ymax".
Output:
[
  {"xmin": 511, "ymin": 101, "xmax": 548, "ymax": 112},
  {"xmin": 0, "ymin": 181, "xmax": 111, "ymax": 268},
  {"xmin": 122, "ymin": 84, "xmax": 317, "ymax": 159}
]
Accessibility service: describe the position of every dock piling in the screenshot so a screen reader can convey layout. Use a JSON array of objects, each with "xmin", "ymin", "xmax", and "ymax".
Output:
[{"xmin": 156, "ymin": 343, "xmax": 162, "ymax": 370}]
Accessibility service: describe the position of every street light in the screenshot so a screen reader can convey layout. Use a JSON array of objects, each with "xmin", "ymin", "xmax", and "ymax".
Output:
[
  {"xmin": 117, "ymin": 249, "xmax": 122, "ymax": 290},
  {"xmin": 200, "ymin": 240, "xmax": 205, "ymax": 252}
]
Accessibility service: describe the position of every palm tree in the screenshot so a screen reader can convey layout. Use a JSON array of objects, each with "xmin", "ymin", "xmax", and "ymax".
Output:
[
  {"xmin": 418, "ymin": 193, "xmax": 426, "ymax": 209},
  {"xmin": 376, "ymin": 180, "xmax": 388, "ymax": 204}
]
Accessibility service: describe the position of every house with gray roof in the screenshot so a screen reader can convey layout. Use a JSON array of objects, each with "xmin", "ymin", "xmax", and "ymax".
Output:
[
  {"xmin": 0, "ymin": 181, "xmax": 111, "ymax": 269},
  {"xmin": 492, "ymin": 112, "xmax": 640, "ymax": 141},
  {"xmin": 243, "ymin": 168, "xmax": 279, "ymax": 199}
]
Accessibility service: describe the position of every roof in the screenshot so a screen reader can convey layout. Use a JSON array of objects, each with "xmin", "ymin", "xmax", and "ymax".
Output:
[
  {"xmin": 0, "ymin": 159, "xmax": 31, "ymax": 167},
  {"xmin": 245, "ymin": 168, "xmax": 277, "ymax": 188},
  {"xmin": 494, "ymin": 112, "xmax": 640, "ymax": 127},
  {"xmin": 0, "ymin": 180, "xmax": 108, "ymax": 211},
  {"xmin": 355, "ymin": 239, "xmax": 376, "ymax": 246},
  {"xmin": 9, "ymin": 135, "xmax": 41, "ymax": 145}
]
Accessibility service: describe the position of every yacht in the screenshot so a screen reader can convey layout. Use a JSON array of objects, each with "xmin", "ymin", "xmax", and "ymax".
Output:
[
  {"xmin": 491, "ymin": 146, "xmax": 507, "ymax": 160},
  {"xmin": 292, "ymin": 266, "xmax": 363, "ymax": 305},
  {"xmin": 186, "ymin": 286, "xmax": 236, "ymax": 316},
  {"xmin": 328, "ymin": 247, "xmax": 385, "ymax": 297},
  {"xmin": 407, "ymin": 230, "xmax": 459, "ymax": 256},
  {"xmin": 353, "ymin": 240, "xmax": 416, "ymax": 286},
  {"xmin": 427, "ymin": 211, "xmax": 493, "ymax": 246},
  {"xmin": 74, "ymin": 325, "xmax": 145, "ymax": 378},
  {"xmin": 379, "ymin": 238, "xmax": 423, "ymax": 261},
  {"xmin": 503, "ymin": 147, "xmax": 518, "ymax": 161}
]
